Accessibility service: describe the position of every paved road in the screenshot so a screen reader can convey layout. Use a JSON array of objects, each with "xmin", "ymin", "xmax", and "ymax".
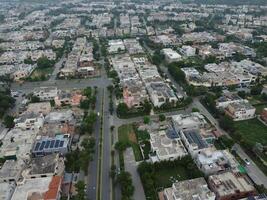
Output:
[
  {"xmin": 49, "ymin": 55, "xmax": 66, "ymax": 81},
  {"xmin": 87, "ymin": 88, "xmax": 103, "ymax": 200},
  {"xmin": 101, "ymin": 87, "xmax": 112, "ymax": 200},
  {"xmin": 124, "ymin": 148, "xmax": 146, "ymax": 200},
  {"xmin": 233, "ymin": 144, "xmax": 267, "ymax": 188},
  {"xmin": 11, "ymin": 77, "xmax": 111, "ymax": 94}
]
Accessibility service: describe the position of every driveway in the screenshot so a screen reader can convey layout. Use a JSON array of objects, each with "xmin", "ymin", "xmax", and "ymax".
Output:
[{"xmin": 124, "ymin": 148, "xmax": 146, "ymax": 200}]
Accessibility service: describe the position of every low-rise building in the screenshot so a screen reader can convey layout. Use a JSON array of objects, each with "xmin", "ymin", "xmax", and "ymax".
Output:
[
  {"xmin": 150, "ymin": 128, "xmax": 187, "ymax": 162},
  {"xmin": 54, "ymin": 91, "xmax": 85, "ymax": 107},
  {"xmin": 208, "ymin": 171, "xmax": 257, "ymax": 200},
  {"xmin": 0, "ymin": 160, "xmax": 25, "ymax": 183},
  {"xmin": 14, "ymin": 112, "xmax": 44, "ymax": 130},
  {"xmin": 172, "ymin": 112, "xmax": 207, "ymax": 132},
  {"xmin": 22, "ymin": 154, "xmax": 64, "ymax": 179},
  {"xmin": 163, "ymin": 177, "xmax": 216, "ymax": 200},
  {"xmin": 0, "ymin": 182, "xmax": 16, "ymax": 200},
  {"xmin": 161, "ymin": 48, "xmax": 182, "ymax": 63},
  {"xmin": 146, "ymin": 82, "xmax": 178, "ymax": 107},
  {"xmin": 225, "ymin": 102, "xmax": 256, "ymax": 121},
  {"xmin": 216, "ymin": 93, "xmax": 246, "ymax": 108},
  {"xmin": 180, "ymin": 45, "xmax": 196, "ymax": 57},
  {"xmin": 11, "ymin": 176, "xmax": 62, "ymax": 200},
  {"xmin": 108, "ymin": 39, "xmax": 125, "ymax": 54},
  {"xmin": 33, "ymin": 87, "xmax": 59, "ymax": 101},
  {"xmin": 195, "ymin": 148, "xmax": 239, "ymax": 176}
]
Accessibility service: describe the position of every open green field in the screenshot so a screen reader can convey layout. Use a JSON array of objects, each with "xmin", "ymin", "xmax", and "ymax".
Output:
[
  {"xmin": 118, "ymin": 124, "xmax": 143, "ymax": 161},
  {"xmin": 234, "ymin": 118, "xmax": 267, "ymax": 145},
  {"xmin": 29, "ymin": 67, "xmax": 53, "ymax": 81},
  {"xmin": 154, "ymin": 166, "xmax": 189, "ymax": 188}
]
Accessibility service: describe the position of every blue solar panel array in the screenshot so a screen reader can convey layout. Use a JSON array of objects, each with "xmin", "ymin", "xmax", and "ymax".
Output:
[{"xmin": 33, "ymin": 138, "xmax": 67, "ymax": 153}]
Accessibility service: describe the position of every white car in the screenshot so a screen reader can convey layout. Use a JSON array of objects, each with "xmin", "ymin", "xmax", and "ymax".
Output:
[{"xmin": 244, "ymin": 158, "xmax": 250, "ymax": 165}]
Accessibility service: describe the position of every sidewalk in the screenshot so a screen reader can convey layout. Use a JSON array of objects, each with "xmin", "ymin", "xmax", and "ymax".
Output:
[{"xmin": 124, "ymin": 148, "xmax": 146, "ymax": 200}]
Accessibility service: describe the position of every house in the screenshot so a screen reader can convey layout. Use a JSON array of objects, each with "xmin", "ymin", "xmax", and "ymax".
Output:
[
  {"xmin": 33, "ymin": 87, "xmax": 59, "ymax": 101},
  {"xmin": 11, "ymin": 176, "xmax": 62, "ymax": 200},
  {"xmin": 172, "ymin": 112, "xmax": 207, "ymax": 133},
  {"xmin": 195, "ymin": 148, "xmax": 239, "ymax": 176},
  {"xmin": 216, "ymin": 93, "xmax": 246, "ymax": 108},
  {"xmin": 108, "ymin": 39, "xmax": 125, "ymax": 54},
  {"xmin": 149, "ymin": 128, "xmax": 187, "ymax": 162},
  {"xmin": 225, "ymin": 102, "xmax": 256, "ymax": 121},
  {"xmin": 180, "ymin": 45, "xmax": 196, "ymax": 57},
  {"xmin": 22, "ymin": 154, "xmax": 64, "ymax": 179},
  {"xmin": 0, "ymin": 182, "xmax": 16, "ymax": 200},
  {"xmin": 14, "ymin": 112, "xmax": 44, "ymax": 130},
  {"xmin": 146, "ymin": 82, "xmax": 177, "ymax": 107},
  {"xmin": 161, "ymin": 48, "xmax": 182, "ymax": 63},
  {"xmin": 0, "ymin": 160, "xmax": 25, "ymax": 183},
  {"xmin": 54, "ymin": 91, "xmax": 85, "ymax": 107},
  {"xmin": 163, "ymin": 177, "xmax": 216, "ymax": 200},
  {"xmin": 0, "ymin": 129, "xmax": 38, "ymax": 161},
  {"xmin": 180, "ymin": 129, "xmax": 209, "ymax": 157},
  {"xmin": 208, "ymin": 171, "xmax": 257, "ymax": 200}
]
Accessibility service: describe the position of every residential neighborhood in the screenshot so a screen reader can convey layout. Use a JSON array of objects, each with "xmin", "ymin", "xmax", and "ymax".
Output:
[{"xmin": 0, "ymin": 0, "xmax": 267, "ymax": 200}]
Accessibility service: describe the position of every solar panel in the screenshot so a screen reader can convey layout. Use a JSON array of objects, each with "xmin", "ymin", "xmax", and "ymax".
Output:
[
  {"xmin": 34, "ymin": 142, "xmax": 41, "ymax": 151},
  {"xmin": 39, "ymin": 141, "xmax": 46, "ymax": 151},
  {"xmin": 55, "ymin": 140, "xmax": 60, "ymax": 148},
  {"xmin": 50, "ymin": 140, "xmax": 55, "ymax": 148},
  {"xmin": 59, "ymin": 141, "xmax": 64, "ymax": 147},
  {"xmin": 45, "ymin": 140, "xmax": 51, "ymax": 148}
]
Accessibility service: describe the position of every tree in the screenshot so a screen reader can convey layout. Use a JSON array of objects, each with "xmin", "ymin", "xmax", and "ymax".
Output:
[
  {"xmin": 74, "ymin": 181, "xmax": 86, "ymax": 200},
  {"xmin": 115, "ymin": 141, "xmax": 128, "ymax": 152},
  {"xmin": 117, "ymin": 171, "xmax": 135, "ymax": 199},
  {"xmin": 83, "ymin": 87, "xmax": 92, "ymax": 98},
  {"xmin": 30, "ymin": 95, "xmax": 40, "ymax": 103},
  {"xmin": 3, "ymin": 115, "xmax": 14, "ymax": 128},
  {"xmin": 143, "ymin": 116, "xmax": 150, "ymax": 124},
  {"xmin": 37, "ymin": 56, "xmax": 54, "ymax": 69},
  {"xmin": 81, "ymin": 112, "xmax": 97, "ymax": 134},
  {"xmin": 117, "ymin": 103, "xmax": 129, "ymax": 117},
  {"xmin": 159, "ymin": 114, "xmax": 166, "ymax": 121},
  {"xmin": 142, "ymin": 100, "xmax": 152, "ymax": 115},
  {"xmin": 251, "ymin": 85, "xmax": 263, "ymax": 96},
  {"xmin": 219, "ymin": 115, "xmax": 235, "ymax": 132},
  {"xmin": 80, "ymin": 99, "xmax": 90, "ymax": 110},
  {"xmin": 192, "ymin": 108, "xmax": 200, "ymax": 112},
  {"xmin": 237, "ymin": 91, "xmax": 247, "ymax": 99}
]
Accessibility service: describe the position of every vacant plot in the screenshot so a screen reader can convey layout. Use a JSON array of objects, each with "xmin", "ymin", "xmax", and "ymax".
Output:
[
  {"xmin": 234, "ymin": 118, "xmax": 267, "ymax": 145},
  {"xmin": 118, "ymin": 124, "xmax": 143, "ymax": 161},
  {"xmin": 29, "ymin": 67, "xmax": 53, "ymax": 81}
]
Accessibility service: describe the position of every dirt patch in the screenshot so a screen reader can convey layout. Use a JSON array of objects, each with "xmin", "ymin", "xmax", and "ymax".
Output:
[{"xmin": 128, "ymin": 132, "xmax": 137, "ymax": 144}]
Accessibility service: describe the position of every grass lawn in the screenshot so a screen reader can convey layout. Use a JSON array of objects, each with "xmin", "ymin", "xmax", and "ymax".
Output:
[
  {"xmin": 118, "ymin": 124, "xmax": 143, "ymax": 161},
  {"xmin": 234, "ymin": 118, "xmax": 267, "ymax": 145},
  {"xmin": 29, "ymin": 67, "xmax": 53, "ymax": 81},
  {"xmin": 254, "ymin": 104, "xmax": 267, "ymax": 114},
  {"xmin": 154, "ymin": 166, "xmax": 189, "ymax": 188}
]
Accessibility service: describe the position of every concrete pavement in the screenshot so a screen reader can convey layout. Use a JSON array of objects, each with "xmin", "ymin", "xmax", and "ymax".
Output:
[
  {"xmin": 233, "ymin": 144, "xmax": 267, "ymax": 188},
  {"xmin": 124, "ymin": 148, "xmax": 146, "ymax": 200}
]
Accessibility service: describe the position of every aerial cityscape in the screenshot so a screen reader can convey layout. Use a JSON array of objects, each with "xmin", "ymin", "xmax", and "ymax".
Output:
[{"xmin": 0, "ymin": 0, "xmax": 267, "ymax": 200}]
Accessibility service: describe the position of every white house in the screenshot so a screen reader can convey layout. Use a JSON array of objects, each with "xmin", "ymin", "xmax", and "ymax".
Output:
[
  {"xmin": 161, "ymin": 48, "xmax": 182, "ymax": 63},
  {"xmin": 14, "ymin": 112, "xmax": 44, "ymax": 130},
  {"xmin": 225, "ymin": 101, "xmax": 256, "ymax": 121}
]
